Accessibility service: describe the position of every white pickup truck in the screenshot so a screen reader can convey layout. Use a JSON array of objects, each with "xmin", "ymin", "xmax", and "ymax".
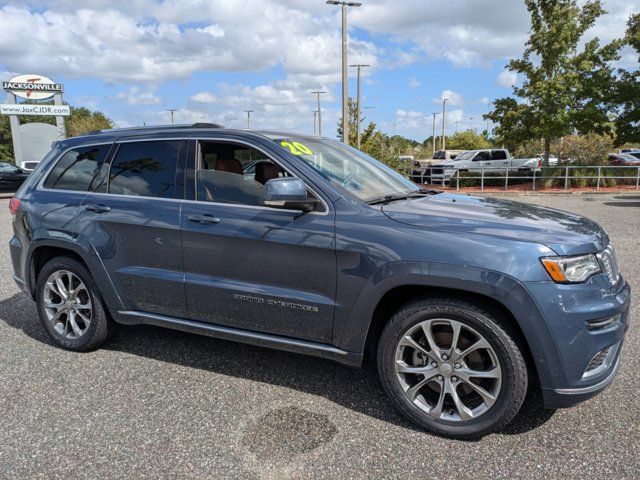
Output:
[{"xmin": 428, "ymin": 148, "xmax": 542, "ymax": 182}]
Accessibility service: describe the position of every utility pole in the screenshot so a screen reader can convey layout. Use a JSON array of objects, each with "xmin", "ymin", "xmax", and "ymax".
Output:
[
  {"xmin": 327, "ymin": 1, "xmax": 362, "ymax": 144},
  {"xmin": 313, "ymin": 110, "xmax": 318, "ymax": 134},
  {"xmin": 349, "ymin": 64, "xmax": 369, "ymax": 149},
  {"xmin": 455, "ymin": 120, "xmax": 460, "ymax": 133},
  {"xmin": 244, "ymin": 110, "xmax": 253, "ymax": 128},
  {"xmin": 486, "ymin": 101, "xmax": 491, "ymax": 135},
  {"xmin": 441, "ymin": 98, "xmax": 448, "ymax": 150},
  {"xmin": 311, "ymin": 90, "xmax": 326, "ymax": 136},
  {"xmin": 364, "ymin": 105, "xmax": 375, "ymax": 124},
  {"xmin": 167, "ymin": 109, "xmax": 177, "ymax": 125},
  {"xmin": 431, "ymin": 112, "xmax": 438, "ymax": 157}
]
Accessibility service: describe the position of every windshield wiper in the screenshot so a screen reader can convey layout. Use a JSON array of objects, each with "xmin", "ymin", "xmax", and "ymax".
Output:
[{"xmin": 366, "ymin": 188, "xmax": 442, "ymax": 205}]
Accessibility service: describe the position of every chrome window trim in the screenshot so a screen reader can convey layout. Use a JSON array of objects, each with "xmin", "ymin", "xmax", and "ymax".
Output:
[
  {"xmin": 36, "ymin": 136, "xmax": 331, "ymax": 216},
  {"xmin": 191, "ymin": 136, "xmax": 331, "ymax": 216}
]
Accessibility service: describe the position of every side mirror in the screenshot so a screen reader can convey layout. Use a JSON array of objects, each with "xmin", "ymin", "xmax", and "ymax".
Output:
[{"xmin": 262, "ymin": 177, "xmax": 319, "ymax": 213}]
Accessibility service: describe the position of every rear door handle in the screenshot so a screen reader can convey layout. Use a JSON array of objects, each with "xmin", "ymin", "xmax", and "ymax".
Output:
[
  {"xmin": 85, "ymin": 204, "xmax": 111, "ymax": 213},
  {"xmin": 188, "ymin": 213, "xmax": 221, "ymax": 225}
]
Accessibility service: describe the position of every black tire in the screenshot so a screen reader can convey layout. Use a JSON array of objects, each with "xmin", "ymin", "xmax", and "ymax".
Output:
[
  {"xmin": 377, "ymin": 297, "xmax": 527, "ymax": 439},
  {"xmin": 36, "ymin": 256, "xmax": 117, "ymax": 351}
]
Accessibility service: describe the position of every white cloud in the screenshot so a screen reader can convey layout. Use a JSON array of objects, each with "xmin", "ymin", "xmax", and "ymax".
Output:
[
  {"xmin": 408, "ymin": 77, "xmax": 421, "ymax": 88},
  {"xmin": 434, "ymin": 90, "xmax": 464, "ymax": 106},
  {"xmin": 496, "ymin": 69, "xmax": 517, "ymax": 89},
  {"xmin": 190, "ymin": 92, "xmax": 217, "ymax": 104},
  {"xmin": 479, "ymin": 97, "xmax": 490, "ymax": 105},
  {"xmin": 115, "ymin": 86, "xmax": 162, "ymax": 105}
]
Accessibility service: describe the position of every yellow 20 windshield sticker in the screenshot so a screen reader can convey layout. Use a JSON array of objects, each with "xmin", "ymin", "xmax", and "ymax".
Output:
[{"xmin": 280, "ymin": 141, "xmax": 314, "ymax": 155}]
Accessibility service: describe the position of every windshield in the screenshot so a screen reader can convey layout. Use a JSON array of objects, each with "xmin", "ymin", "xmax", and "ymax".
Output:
[{"xmin": 269, "ymin": 135, "xmax": 418, "ymax": 202}]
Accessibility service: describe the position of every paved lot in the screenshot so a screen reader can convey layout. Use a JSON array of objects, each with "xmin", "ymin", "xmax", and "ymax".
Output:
[{"xmin": 0, "ymin": 193, "xmax": 638, "ymax": 479}]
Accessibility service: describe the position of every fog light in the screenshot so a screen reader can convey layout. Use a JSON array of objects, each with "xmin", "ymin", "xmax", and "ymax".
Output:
[
  {"xmin": 582, "ymin": 342, "xmax": 619, "ymax": 380},
  {"xmin": 586, "ymin": 314, "xmax": 621, "ymax": 331}
]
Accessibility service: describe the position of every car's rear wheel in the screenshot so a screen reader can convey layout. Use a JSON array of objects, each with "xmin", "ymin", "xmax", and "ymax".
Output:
[
  {"xmin": 377, "ymin": 297, "xmax": 527, "ymax": 439},
  {"xmin": 36, "ymin": 256, "xmax": 117, "ymax": 351}
]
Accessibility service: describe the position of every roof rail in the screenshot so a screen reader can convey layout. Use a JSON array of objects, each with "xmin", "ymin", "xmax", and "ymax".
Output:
[{"xmin": 86, "ymin": 122, "xmax": 225, "ymax": 135}]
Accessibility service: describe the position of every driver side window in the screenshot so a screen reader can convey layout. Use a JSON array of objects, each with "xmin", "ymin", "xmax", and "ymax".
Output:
[{"xmin": 196, "ymin": 141, "xmax": 291, "ymax": 206}]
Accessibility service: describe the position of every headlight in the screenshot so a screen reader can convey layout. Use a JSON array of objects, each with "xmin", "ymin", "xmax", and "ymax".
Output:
[{"xmin": 541, "ymin": 254, "xmax": 601, "ymax": 283}]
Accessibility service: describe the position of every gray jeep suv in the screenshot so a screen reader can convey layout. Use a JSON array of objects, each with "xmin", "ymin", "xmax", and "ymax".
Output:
[{"xmin": 9, "ymin": 124, "xmax": 630, "ymax": 439}]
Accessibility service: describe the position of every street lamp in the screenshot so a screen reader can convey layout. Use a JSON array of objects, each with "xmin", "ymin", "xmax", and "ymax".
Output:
[
  {"xmin": 349, "ymin": 64, "xmax": 369, "ymax": 149},
  {"xmin": 167, "ymin": 108, "xmax": 177, "ymax": 125},
  {"xmin": 327, "ymin": 0, "xmax": 362, "ymax": 144},
  {"xmin": 441, "ymin": 98, "xmax": 448, "ymax": 150},
  {"xmin": 244, "ymin": 110, "xmax": 253, "ymax": 128},
  {"xmin": 431, "ymin": 112, "xmax": 439, "ymax": 157},
  {"xmin": 311, "ymin": 90, "xmax": 326, "ymax": 135}
]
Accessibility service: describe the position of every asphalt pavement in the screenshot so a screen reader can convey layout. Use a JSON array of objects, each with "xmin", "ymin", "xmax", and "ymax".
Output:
[{"xmin": 0, "ymin": 193, "xmax": 638, "ymax": 479}]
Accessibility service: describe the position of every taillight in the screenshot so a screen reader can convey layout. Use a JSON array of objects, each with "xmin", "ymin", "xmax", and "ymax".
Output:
[
  {"xmin": 9, "ymin": 197, "xmax": 21, "ymax": 216},
  {"xmin": 538, "ymin": 159, "xmax": 542, "ymax": 167}
]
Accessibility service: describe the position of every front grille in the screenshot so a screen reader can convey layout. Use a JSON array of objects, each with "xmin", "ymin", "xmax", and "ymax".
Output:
[
  {"xmin": 430, "ymin": 168, "xmax": 444, "ymax": 175},
  {"xmin": 597, "ymin": 244, "xmax": 620, "ymax": 285}
]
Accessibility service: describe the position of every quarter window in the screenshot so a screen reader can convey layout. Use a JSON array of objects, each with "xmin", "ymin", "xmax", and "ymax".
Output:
[
  {"xmin": 109, "ymin": 141, "xmax": 181, "ymax": 198},
  {"xmin": 43, "ymin": 144, "xmax": 111, "ymax": 191}
]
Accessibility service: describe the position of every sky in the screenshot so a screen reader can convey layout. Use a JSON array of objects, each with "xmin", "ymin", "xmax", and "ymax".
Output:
[{"xmin": 0, "ymin": 0, "xmax": 637, "ymax": 141}]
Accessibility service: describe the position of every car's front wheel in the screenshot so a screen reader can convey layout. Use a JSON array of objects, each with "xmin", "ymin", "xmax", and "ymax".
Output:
[
  {"xmin": 377, "ymin": 297, "xmax": 528, "ymax": 439},
  {"xmin": 36, "ymin": 256, "xmax": 117, "ymax": 351}
]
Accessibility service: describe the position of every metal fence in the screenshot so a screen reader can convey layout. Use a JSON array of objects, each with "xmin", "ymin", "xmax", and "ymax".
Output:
[{"xmin": 409, "ymin": 165, "xmax": 640, "ymax": 191}]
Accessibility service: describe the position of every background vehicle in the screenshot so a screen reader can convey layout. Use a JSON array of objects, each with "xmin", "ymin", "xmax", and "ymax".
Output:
[
  {"xmin": 429, "ymin": 149, "xmax": 542, "ymax": 183},
  {"xmin": 0, "ymin": 162, "xmax": 29, "ymax": 191},
  {"xmin": 19, "ymin": 160, "xmax": 41, "ymax": 172},
  {"xmin": 411, "ymin": 150, "xmax": 466, "ymax": 182},
  {"xmin": 9, "ymin": 124, "xmax": 629, "ymax": 439},
  {"xmin": 608, "ymin": 152, "xmax": 640, "ymax": 166}
]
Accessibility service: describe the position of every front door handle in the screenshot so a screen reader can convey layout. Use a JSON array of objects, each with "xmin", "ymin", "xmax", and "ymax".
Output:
[
  {"xmin": 85, "ymin": 204, "xmax": 111, "ymax": 213},
  {"xmin": 188, "ymin": 213, "xmax": 221, "ymax": 225}
]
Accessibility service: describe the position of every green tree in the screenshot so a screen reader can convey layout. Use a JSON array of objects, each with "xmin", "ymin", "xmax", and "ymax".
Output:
[
  {"xmin": 487, "ymin": 0, "xmax": 620, "ymax": 160},
  {"xmin": 65, "ymin": 107, "xmax": 114, "ymax": 137},
  {"xmin": 446, "ymin": 129, "xmax": 492, "ymax": 150},
  {"xmin": 613, "ymin": 13, "xmax": 640, "ymax": 146}
]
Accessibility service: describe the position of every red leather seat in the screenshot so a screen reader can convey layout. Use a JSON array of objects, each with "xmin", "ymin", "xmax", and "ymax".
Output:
[
  {"xmin": 215, "ymin": 157, "xmax": 243, "ymax": 175},
  {"xmin": 255, "ymin": 162, "xmax": 279, "ymax": 184}
]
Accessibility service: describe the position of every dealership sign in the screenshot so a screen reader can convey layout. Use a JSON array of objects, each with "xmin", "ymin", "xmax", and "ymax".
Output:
[
  {"xmin": 0, "ymin": 103, "xmax": 70, "ymax": 116},
  {"xmin": 3, "ymin": 74, "xmax": 63, "ymax": 100}
]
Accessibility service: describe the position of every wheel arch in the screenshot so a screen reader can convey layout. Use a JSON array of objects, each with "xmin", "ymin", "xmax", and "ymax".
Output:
[{"xmin": 27, "ymin": 237, "xmax": 124, "ymax": 312}]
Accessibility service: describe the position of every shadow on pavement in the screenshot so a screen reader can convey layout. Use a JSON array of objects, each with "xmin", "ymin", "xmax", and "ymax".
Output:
[
  {"xmin": 604, "ymin": 202, "xmax": 640, "ymax": 207},
  {"xmin": 0, "ymin": 292, "xmax": 555, "ymax": 438}
]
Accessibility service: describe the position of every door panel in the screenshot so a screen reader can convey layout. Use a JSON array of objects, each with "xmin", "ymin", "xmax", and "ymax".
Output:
[
  {"xmin": 181, "ymin": 202, "xmax": 336, "ymax": 342},
  {"xmin": 76, "ymin": 194, "xmax": 186, "ymax": 317}
]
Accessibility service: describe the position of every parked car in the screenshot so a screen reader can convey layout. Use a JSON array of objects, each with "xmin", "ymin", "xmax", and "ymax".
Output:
[
  {"xmin": 0, "ymin": 161, "xmax": 29, "ymax": 191},
  {"xmin": 10, "ymin": 124, "xmax": 630, "ymax": 439},
  {"xmin": 620, "ymin": 148, "xmax": 640, "ymax": 154},
  {"xmin": 20, "ymin": 160, "xmax": 41, "ymax": 172},
  {"xmin": 539, "ymin": 154, "xmax": 558, "ymax": 166},
  {"xmin": 411, "ymin": 150, "xmax": 467, "ymax": 183},
  {"xmin": 430, "ymin": 149, "xmax": 542, "ymax": 183},
  {"xmin": 608, "ymin": 152, "xmax": 640, "ymax": 166}
]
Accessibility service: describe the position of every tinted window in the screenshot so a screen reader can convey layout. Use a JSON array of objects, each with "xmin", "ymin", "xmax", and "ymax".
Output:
[
  {"xmin": 492, "ymin": 150, "xmax": 507, "ymax": 160},
  {"xmin": 109, "ymin": 141, "xmax": 181, "ymax": 198},
  {"xmin": 43, "ymin": 144, "xmax": 111, "ymax": 191},
  {"xmin": 474, "ymin": 151, "xmax": 491, "ymax": 161},
  {"xmin": 196, "ymin": 141, "xmax": 290, "ymax": 206},
  {"xmin": 433, "ymin": 150, "xmax": 445, "ymax": 159}
]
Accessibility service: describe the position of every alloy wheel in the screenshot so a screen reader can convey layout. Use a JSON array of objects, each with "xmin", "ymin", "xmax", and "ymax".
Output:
[
  {"xmin": 394, "ymin": 318, "xmax": 502, "ymax": 421},
  {"xmin": 43, "ymin": 270, "xmax": 92, "ymax": 339}
]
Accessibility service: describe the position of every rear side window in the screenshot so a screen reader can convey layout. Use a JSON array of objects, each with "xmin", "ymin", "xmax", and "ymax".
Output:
[
  {"xmin": 492, "ymin": 150, "xmax": 507, "ymax": 160},
  {"xmin": 109, "ymin": 141, "xmax": 181, "ymax": 198},
  {"xmin": 43, "ymin": 144, "xmax": 111, "ymax": 191}
]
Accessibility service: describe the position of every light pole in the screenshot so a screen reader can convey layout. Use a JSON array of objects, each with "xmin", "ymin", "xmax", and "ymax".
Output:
[
  {"xmin": 311, "ymin": 90, "xmax": 326, "ymax": 136},
  {"xmin": 431, "ymin": 112, "xmax": 439, "ymax": 157},
  {"xmin": 364, "ymin": 105, "xmax": 375, "ymax": 124},
  {"xmin": 167, "ymin": 108, "xmax": 177, "ymax": 125},
  {"xmin": 244, "ymin": 110, "xmax": 253, "ymax": 128},
  {"xmin": 441, "ymin": 98, "xmax": 448, "ymax": 150},
  {"xmin": 349, "ymin": 63, "xmax": 369, "ymax": 149},
  {"xmin": 327, "ymin": 1, "xmax": 362, "ymax": 144},
  {"xmin": 455, "ymin": 120, "xmax": 460, "ymax": 134}
]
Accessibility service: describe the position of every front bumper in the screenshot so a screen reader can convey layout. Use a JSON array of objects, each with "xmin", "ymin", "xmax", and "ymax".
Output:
[{"xmin": 525, "ymin": 275, "xmax": 631, "ymax": 408}]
